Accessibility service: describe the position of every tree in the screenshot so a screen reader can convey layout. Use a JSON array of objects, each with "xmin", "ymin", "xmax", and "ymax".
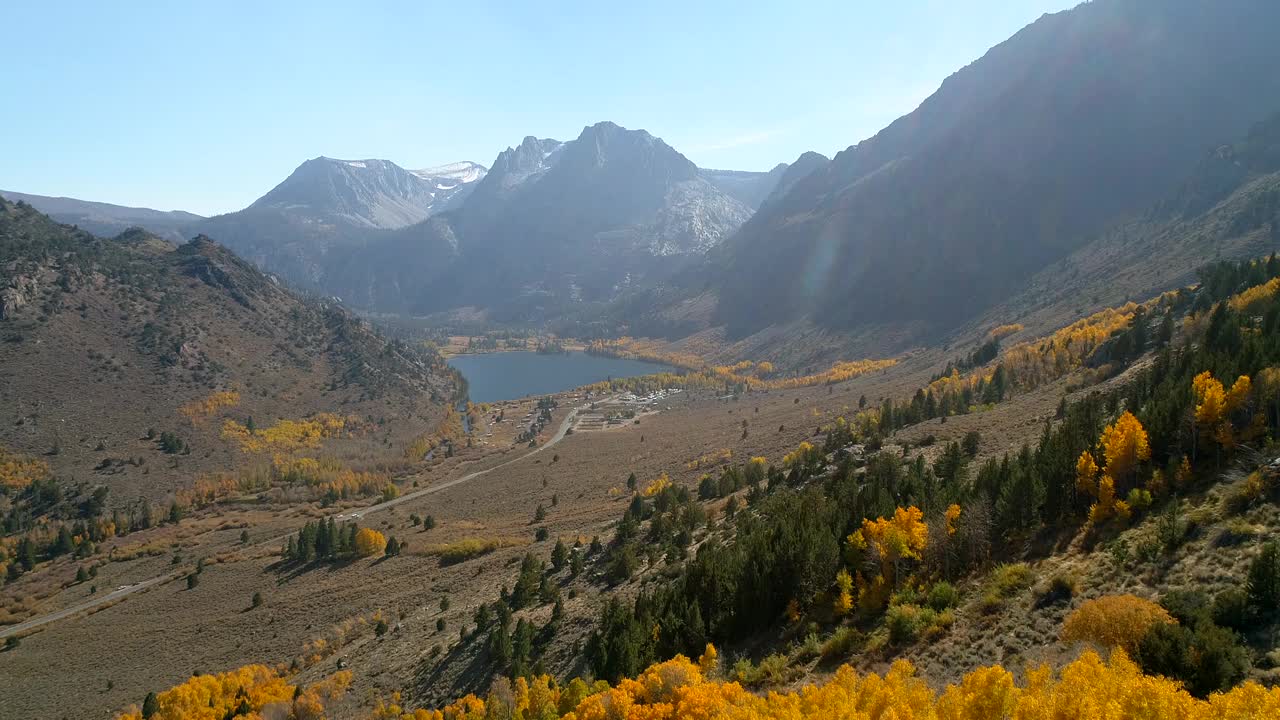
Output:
[
  {"xmin": 385, "ymin": 536, "xmax": 401, "ymax": 557},
  {"xmin": 833, "ymin": 569, "xmax": 854, "ymax": 616},
  {"xmin": 551, "ymin": 539, "xmax": 568, "ymax": 572},
  {"xmin": 961, "ymin": 430, "xmax": 982, "ymax": 457},
  {"xmin": 251, "ymin": 591, "xmax": 263, "ymax": 608},
  {"xmin": 142, "ymin": 692, "xmax": 159, "ymax": 718},
  {"xmin": 626, "ymin": 472, "xmax": 638, "ymax": 491},
  {"xmin": 186, "ymin": 573, "xmax": 199, "ymax": 590},
  {"xmin": 1247, "ymin": 541, "xmax": 1280, "ymax": 616},
  {"xmin": 354, "ymin": 528, "xmax": 387, "ymax": 557},
  {"xmin": 1100, "ymin": 411, "xmax": 1150, "ymax": 485}
]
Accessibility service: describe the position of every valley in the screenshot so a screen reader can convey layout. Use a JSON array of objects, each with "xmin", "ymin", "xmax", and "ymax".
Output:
[{"xmin": 5, "ymin": 1, "xmax": 1280, "ymax": 718}]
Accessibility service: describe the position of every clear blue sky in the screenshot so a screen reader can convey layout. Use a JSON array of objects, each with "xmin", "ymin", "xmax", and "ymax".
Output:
[{"xmin": 1, "ymin": 0, "xmax": 1077, "ymax": 216}]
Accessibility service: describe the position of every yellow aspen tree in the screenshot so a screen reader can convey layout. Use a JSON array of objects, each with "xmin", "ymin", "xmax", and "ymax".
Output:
[
  {"xmin": 833, "ymin": 569, "xmax": 854, "ymax": 616},
  {"xmin": 1076, "ymin": 450, "xmax": 1099, "ymax": 497},
  {"xmin": 1099, "ymin": 411, "xmax": 1150, "ymax": 484}
]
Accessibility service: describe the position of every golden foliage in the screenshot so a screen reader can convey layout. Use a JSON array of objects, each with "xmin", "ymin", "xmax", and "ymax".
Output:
[
  {"xmin": 410, "ymin": 648, "xmax": 1280, "ymax": 720},
  {"xmin": 781, "ymin": 441, "xmax": 822, "ymax": 471},
  {"xmin": 642, "ymin": 472, "xmax": 673, "ymax": 497},
  {"xmin": 1061, "ymin": 594, "xmax": 1176, "ymax": 654},
  {"xmin": 222, "ymin": 413, "xmax": 348, "ymax": 453},
  {"xmin": 1076, "ymin": 450, "xmax": 1099, "ymax": 497},
  {"xmin": 944, "ymin": 504, "xmax": 961, "ymax": 536},
  {"xmin": 114, "ymin": 664, "xmax": 351, "ymax": 720},
  {"xmin": 1228, "ymin": 276, "xmax": 1280, "ymax": 313},
  {"xmin": 1099, "ymin": 411, "xmax": 1151, "ymax": 482},
  {"xmin": 988, "ymin": 323, "xmax": 1024, "ymax": 340},
  {"xmin": 179, "ymin": 390, "xmax": 241, "ymax": 423},
  {"xmin": 355, "ymin": 528, "xmax": 387, "ymax": 557},
  {"xmin": 406, "ymin": 406, "xmax": 465, "ymax": 461},
  {"xmin": 422, "ymin": 537, "xmax": 525, "ymax": 565},
  {"xmin": 686, "ymin": 448, "xmax": 733, "ymax": 470},
  {"xmin": 858, "ymin": 506, "xmax": 929, "ymax": 565},
  {"xmin": 833, "ymin": 569, "xmax": 854, "ymax": 616},
  {"xmin": 584, "ymin": 337, "xmax": 896, "ymax": 393},
  {"xmin": 0, "ymin": 445, "xmax": 50, "ymax": 491},
  {"xmin": 1194, "ymin": 371, "xmax": 1255, "ymax": 450}
]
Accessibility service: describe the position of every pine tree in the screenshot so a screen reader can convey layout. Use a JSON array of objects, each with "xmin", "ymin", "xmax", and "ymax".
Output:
[
  {"xmin": 142, "ymin": 692, "xmax": 159, "ymax": 718},
  {"xmin": 551, "ymin": 538, "xmax": 568, "ymax": 572},
  {"xmin": 1247, "ymin": 541, "xmax": 1280, "ymax": 616}
]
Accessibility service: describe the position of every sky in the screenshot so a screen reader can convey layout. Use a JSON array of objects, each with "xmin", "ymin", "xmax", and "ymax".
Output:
[{"xmin": 1, "ymin": 0, "xmax": 1078, "ymax": 216}]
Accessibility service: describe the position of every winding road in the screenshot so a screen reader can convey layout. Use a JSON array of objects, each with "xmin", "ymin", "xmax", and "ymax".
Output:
[{"xmin": 0, "ymin": 404, "xmax": 583, "ymax": 640}]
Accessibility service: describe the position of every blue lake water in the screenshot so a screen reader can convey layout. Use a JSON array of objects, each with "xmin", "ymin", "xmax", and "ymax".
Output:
[{"xmin": 447, "ymin": 351, "xmax": 677, "ymax": 404}]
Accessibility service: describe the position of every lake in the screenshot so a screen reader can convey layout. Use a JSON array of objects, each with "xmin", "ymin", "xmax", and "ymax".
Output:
[{"xmin": 448, "ymin": 351, "xmax": 677, "ymax": 403}]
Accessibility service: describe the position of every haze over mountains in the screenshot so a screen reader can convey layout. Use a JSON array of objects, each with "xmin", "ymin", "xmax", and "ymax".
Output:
[
  {"xmin": 6, "ymin": 0, "xmax": 1280, "ymax": 359},
  {"xmin": 705, "ymin": 0, "xmax": 1280, "ymax": 346}
]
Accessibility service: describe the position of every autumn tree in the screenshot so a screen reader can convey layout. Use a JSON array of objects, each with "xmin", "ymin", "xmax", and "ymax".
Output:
[{"xmin": 354, "ymin": 528, "xmax": 387, "ymax": 557}]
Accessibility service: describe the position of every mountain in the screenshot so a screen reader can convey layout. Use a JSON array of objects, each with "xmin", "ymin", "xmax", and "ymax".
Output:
[
  {"xmin": 194, "ymin": 156, "xmax": 485, "ymax": 287},
  {"xmin": 317, "ymin": 122, "xmax": 768, "ymax": 319},
  {"xmin": 0, "ymin": 190, "xmax": 202, "ymax": 243},
  {"xmin": 0, "ymin": 197, "xmax": 460, "ymax": 501},
  {"xmin": 980, "ymin": 109, "xmax": 1280, "ymax": 338},
  {"xmin": 711, "ymin": 0, "xmax": 1280, "ymax": 344},
  {"xmin": 757, "ymin": 151, "xmax": 829, "ymax": 210},
  {"xmin": 699, "ymin": 165, "xmax": 791, "ymax": 210}
]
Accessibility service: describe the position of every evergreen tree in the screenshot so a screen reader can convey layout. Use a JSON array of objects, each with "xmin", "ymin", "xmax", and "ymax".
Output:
[{"xmin": 1247, "ymin": 541, "xmax": 1280, "ymax": 616}]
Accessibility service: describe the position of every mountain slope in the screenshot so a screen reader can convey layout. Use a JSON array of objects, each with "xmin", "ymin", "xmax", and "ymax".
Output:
[
  {"xmin": 712, "ymin": 0, "xmax": 1280, "ymax": 342},
  {"xmin": 194, "ymin": 156, "xmax": 485, "ymax": 289},
  {"xmin": 0, "ymin": 197, "xmax": 460, "ymax": 502},
  {"xmin": 980, "ymin": 110, "xmax": 1280, "ymax": 338},
  {"xmin": 328, "ymin": 122, "xmax": 758, "ymax": 318},
  {"xmin": 0, "ymin": 190, "xmax": 202, "ymax": 243},
  {"xmin": 699, "ymin": 165, "xmax": 789, "ymax": 210}
]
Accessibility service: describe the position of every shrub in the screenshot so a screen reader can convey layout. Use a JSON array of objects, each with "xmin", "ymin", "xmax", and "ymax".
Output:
[
  {"xmin": 1038, "ymin": 573, "xmax": 1077, "ymax": 605},
  {"xmin": 819, "ymin": 626, "xmax": 863, "ymax": 663},
  {"xmin": 989, "ymin": 563, "xmax": 1034, "ymax": 598},
  {"xmin": 1211, "ymin": 588, "xmax": 1251, "ymax": 633},
  {"xmin": 926, "ymin": 581, "xmax": 959, "ymax": 611},
  {"xmin": 429, "ymin": 538, "xmax": 520, "ymax": 565},
  {"xmin": 732, "ymin": 653, "xmax": 794, "ymax": 687},
  {"xmin": 886, "ymin": 603, "xmax": 936, "ymax": 644},
  {"xmin": 1159, "ymin": 589, "xmax": 1210, "ymax": 626},
  {"xmin": 1137, "ymin": 620, "xmax": 1249, "ymax": 698},
  {"xmin": 1062, "ymin": 594, "xmax": 1175, "ymax": 654},
  {"xmin": 792, "ymin": 632, "xmax": 822, "ymax": 662}
]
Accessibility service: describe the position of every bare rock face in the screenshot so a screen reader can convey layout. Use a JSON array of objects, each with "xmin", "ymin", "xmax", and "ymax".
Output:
[{"xmin": 1, "ymin": 273, "xmax": 39, "ymax": 319}]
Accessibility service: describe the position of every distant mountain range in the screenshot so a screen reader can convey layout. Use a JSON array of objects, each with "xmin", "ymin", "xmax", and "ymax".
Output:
[
  {"xmin": 9, "ymin": 0, "xmax": 1280, "ymax": 360},
  {"xmin": 0, "ymin": 190, "xmax": 203, "ymax": 243},
  {"xmin": 5, "ymin": 124, "xmax": 789, "ymax": 320}
]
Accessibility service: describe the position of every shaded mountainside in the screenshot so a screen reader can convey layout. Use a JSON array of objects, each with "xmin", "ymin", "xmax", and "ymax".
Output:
[
  {"xmin": 979, "ymin": 109, "xmax": 1280, "ymax": 340},
  {"xmin": 0, "ymin": 190, "xmax": 203, "ymax": 244},
  {"xmin": 711, "ymin": 0, "xmax": 1280, "ymax": 343},
  {"xmin": 0, "ymin": 198, "xmax": 461, "ymax": 502}
]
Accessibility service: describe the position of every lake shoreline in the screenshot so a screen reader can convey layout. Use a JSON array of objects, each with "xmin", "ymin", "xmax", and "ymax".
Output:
[{"xmin": 447, "ymin": 350, "xmax": 678, "ymax": 405}]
